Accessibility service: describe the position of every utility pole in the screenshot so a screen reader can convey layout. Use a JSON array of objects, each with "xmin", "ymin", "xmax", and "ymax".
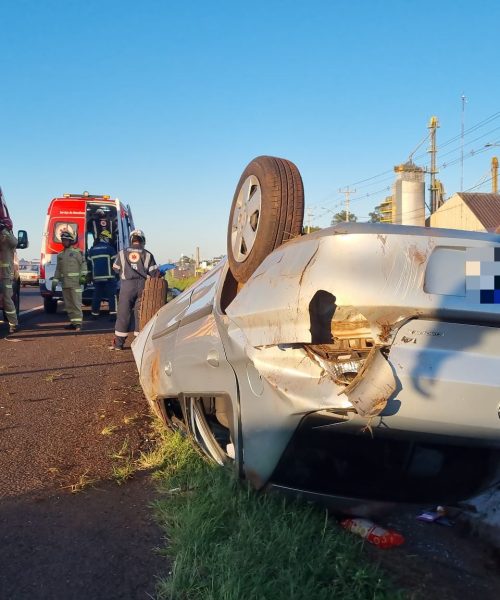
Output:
[
  {"xmin": 492, "ymin": 157, "xmax": 498, "ymax": 194},
  {"xmin": 306, "ymin": 209, "xmax": 313, "ymax": 233},
  {"xmin": 428, "ymin": 116, "xmax": 440, "ymax": 213},
  {"xmin": 339, "ymin": 187, "xmax": 356, "ymax": 221},
  {"xmin": 461, "ymin": 94, "xmax": 467, "ymax": 191}
]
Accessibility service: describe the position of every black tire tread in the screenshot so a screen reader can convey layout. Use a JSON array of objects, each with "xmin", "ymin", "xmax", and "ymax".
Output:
[
  {"xmin": 139, "ymin": 277, "xmax": 168, "ymax": 330},
  {"xmin": 227, "ymin": 155, "xmax": 304, "ymax": 283},
  {"xmin": 44, "ymin": 296, "xmax": 58, "ymax": 314}
]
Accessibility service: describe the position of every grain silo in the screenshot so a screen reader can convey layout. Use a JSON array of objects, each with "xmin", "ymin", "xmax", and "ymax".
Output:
[{"xmin": 393, "ymin": 161, "xmax": 425, "ymax": 226}]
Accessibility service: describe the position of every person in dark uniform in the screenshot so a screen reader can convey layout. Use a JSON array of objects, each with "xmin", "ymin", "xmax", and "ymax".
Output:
[
  {"xmin": 88, "ymin": 208, "xmax": 113, "ymax": 241},
  {"xmin": 87, "ymin": 229, "xmax": 117, "ymax": 319},
  {"xmin": 109, "ymin": 229, "xmax": 158, "ymax": 350}
]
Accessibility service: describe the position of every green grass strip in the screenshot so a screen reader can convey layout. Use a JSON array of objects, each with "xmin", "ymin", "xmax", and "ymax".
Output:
[{"xmin": 151, "ymin": 430, "xmax": 403, "ymax": 600}]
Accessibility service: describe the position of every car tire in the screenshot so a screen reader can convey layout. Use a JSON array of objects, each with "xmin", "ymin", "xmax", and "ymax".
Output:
[
  {"xmin": 44, "ymin": 297, "xmax": 58, "ymax": 314},
  {"xmin": 227, "ymin": 155, "xmax": 304, "ymax": 283},
  {"xmin": 139, "ymin": 277, "xmax": 168, "ymax": 330},
  {"xmin": 13, "ymin": 279, "xmax": 20, "ymax": 316}
]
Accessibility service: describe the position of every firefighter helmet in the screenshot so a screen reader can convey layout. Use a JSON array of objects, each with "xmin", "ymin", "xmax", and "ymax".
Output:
[
  {"xmin": 129, "ymin": 229, "xmax": 146, "ymax": 244},
  {"xmin": 100, "ymin": 229, "xmax": 112, "ymax": 240},
  {"xmin": 60, "ymin": 230, "xmax": 76, "ymax": 243}
]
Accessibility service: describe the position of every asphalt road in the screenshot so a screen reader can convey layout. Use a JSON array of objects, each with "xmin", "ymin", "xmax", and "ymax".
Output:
[
  {"xmin": 19, "ymin": 286, "xmax": 43, "ymax": 313},
  {"xmin": 0, "ymin": 306, "xmax": 166, "ymax": 599}
]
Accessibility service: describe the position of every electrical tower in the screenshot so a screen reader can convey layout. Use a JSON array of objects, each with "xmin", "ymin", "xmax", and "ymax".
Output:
[
  {"xmin": 339, "ymin": 187, "xmax": 356, "ymax": 221},
  {"xmin": 427, "ymin": 116, "xmax": 440, "ymax": 213}
]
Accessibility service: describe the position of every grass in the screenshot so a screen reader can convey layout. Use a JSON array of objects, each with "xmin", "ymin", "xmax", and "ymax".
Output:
[
  {"xmin": 148, "ymin": 428, "xmax": 403, "ymax": 600},
  {"xmin": 110, "ymin": 437, "xmax": 136, "ymax": 484},
  {"xmin": 123, "ymin": 414, "xmax": 139, "ymax": 425},
  {"xmin": 110, "ymin": 437, "xmax": 130, "ymax": 460},
  {"xmin": 44, "ymin": 371, "xmax": 64, "ymax": 382},
  {"xmin": 112, "ymin": 461, "xmax": 136, "ymax": 485},
  {"xmin": 68, "ymin": 471, "xmax": 98, "ymax": 494},
  {"xmin": 101, "ymin": 424, "xmax": 119, "ymax": 436},
  {"xmin": 165, "ymin": 274, "xmax": 198, "ymax": 292}
]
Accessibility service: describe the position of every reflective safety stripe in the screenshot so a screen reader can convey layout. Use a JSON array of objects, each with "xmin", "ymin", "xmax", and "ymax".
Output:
[
  {"xmin": 4, "ymin": 284, "xmax": 12, "ymax": 288},
  {"xmin": 93, "ymin": 275, "xmax": 114, "ymax": 280},
  {"xmin": 67, "ymin": 272, "xmax": 81, "ymax": 276},
  {"xmin": 70, "ymin": 318, "xmax": 82, "ymax": 323},
  {"xmin": 0, "ymin": 262, "xmax": 9, "ymax": 266},
  {"xmin": 115, "ymin": 330, "xmax": 128, "ymax": 337},
  {"xmin": 4, "ymin": 309, "xmax": 16, "ymax": 314},
  {"xmin": 91, "ymin": 254, "xmax": 112, "ymax": 260}
]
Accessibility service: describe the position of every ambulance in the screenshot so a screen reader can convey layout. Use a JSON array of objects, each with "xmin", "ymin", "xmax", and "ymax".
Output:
[
  {"xmin": 39, "ymin": 192, "xmax": 134, "ymax": 313},
  {"xmin": 0, "ymin": 187, "xmax": 29, "ymax": 320}
]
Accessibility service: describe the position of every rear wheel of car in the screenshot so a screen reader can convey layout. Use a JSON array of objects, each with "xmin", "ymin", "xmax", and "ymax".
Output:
[
  {"xmin": 189, "ymin": 397, "xmax": 232, "ymax": 466},
  {"xmin": 227, "ymin": 155, "xmax": 304, "ymax": 283},
  {"xmin": 139, "ymin": 277, "xmax": 168, "ymax": 330},
  {"xmin": 44, "ymin": 297, "xmax": 58, "ymax": 314}
]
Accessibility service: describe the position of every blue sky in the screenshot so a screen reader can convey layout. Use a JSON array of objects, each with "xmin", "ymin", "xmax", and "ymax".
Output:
[{"xmin": 1, "ymin": 0, "xmax": 499, "ymax": 262}]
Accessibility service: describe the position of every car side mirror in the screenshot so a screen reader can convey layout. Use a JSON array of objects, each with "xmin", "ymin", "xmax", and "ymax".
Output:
[{"xmin": 17, "ymin": 230, "xmax": 29, "ymax": 249}]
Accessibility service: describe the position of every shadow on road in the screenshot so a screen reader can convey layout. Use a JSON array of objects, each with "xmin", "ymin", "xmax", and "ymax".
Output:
[{"xmin": 0, "ymin": 475, "xmax": 166, "ymax": 600}]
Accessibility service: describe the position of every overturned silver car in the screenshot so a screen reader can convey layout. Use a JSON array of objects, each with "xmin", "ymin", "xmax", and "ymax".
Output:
[{"xmin": 133, "ymin": 156, "xmax": 500, "ymax": 509}]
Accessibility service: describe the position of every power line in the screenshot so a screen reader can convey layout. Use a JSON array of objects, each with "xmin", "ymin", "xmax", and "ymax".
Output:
[{"xmin": 331, "ymin": 109, "xmax": 500, "ymax": 197}]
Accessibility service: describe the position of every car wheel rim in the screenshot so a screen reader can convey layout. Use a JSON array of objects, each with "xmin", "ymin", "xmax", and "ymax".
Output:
[
  {"xmin": 230, "ymin": 175, "xmax": 262, "ymax": 263},
  {"xmin": 190, "ymin": 399, "xmax": 226, "ymax": 466}
]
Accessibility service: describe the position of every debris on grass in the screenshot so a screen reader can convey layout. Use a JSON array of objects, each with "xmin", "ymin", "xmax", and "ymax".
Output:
[{"xmin": 150, "ymin": 429, "xmax": 403, "ymax": 599}]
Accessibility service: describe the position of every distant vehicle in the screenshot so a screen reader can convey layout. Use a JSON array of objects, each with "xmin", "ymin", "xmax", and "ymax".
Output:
[
  {"xmin": 0, "ymin": 187, "xmax": 29, "ymax": 320},
  {"xmin": 133, "ymin": 155, "xmax": 500, "ymax": 512},
  {"xmin": 39, "ymin": 192, "xmax": 135, "ymax": 313},
  {"xmin": 19, "ymin": 262, "xmax": 40, "ymax": 286}
]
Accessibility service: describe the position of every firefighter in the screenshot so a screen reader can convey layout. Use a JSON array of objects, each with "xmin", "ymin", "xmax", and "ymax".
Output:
[
  {"xmin": 109, "ymin": 229, "xmax": 158, "ymax": 350},
  {"xmin": 87, "ymin": 229, "xmax": 117, "ymax": 319},
  {"xmin": 51, "ymin": 230, "xmax": 87, "ymax": 331},
  {"xmin": 0, "ymin": 217, "xmax": 19, "ymax": 334}
]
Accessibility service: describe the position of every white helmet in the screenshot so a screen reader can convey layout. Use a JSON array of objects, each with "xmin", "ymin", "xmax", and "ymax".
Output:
[{"xmin": 129, "ymin": 229, "xmax": 146, "ymax": 244}]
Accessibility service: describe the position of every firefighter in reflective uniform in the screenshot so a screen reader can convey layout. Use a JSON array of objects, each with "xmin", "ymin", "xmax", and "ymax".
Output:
[
  {"xmin": 0, "ymin": 217, "xmax": 19, "ymax": 334},
  {"xmin": 87, "ymin": 229, "xmax": 117, "ymax": 319},
  {"xmin": 109, "ymin": 229, "xmax": 158, "ymax": 350},
  {"xmin": 52, "ymin": 230, "xmax": 87, "ymax": 331}
]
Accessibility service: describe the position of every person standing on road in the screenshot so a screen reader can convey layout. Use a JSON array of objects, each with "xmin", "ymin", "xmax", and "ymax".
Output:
[
  {"xmin": 51, "ymin": 230, "xmax": 87, "ymax": 331},
  {"xmin": 0, "ymin": 217, "xmax": 19, "ymax": 334},
  {"xmin": 87, "ymin": 229, "xmax": 117, "ymax": 320},
  {"xmin": 109, "ymin": 229, "xmax": 158, "ymax": 350}
]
